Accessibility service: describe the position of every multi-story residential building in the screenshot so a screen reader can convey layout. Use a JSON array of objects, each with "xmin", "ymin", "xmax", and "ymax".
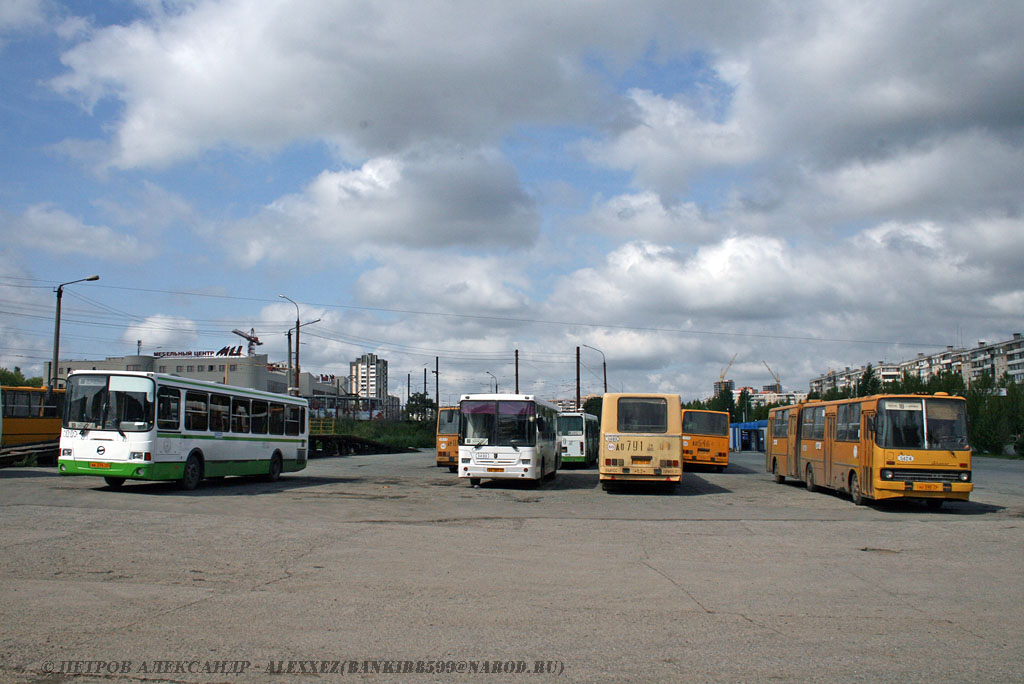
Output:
[
  {"xmin": 350, "ymin": 353, "xmax": 388, "ymax": 400},
  {"xmin": 807, "ymin": 333, "xmax": 1023, "ymax": 393}
]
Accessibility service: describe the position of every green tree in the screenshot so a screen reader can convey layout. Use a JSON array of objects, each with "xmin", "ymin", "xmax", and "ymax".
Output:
[
  {"xmin": 0, "ymin": 367, "xmax": 42, "ymax": 387},
  {"xmin": 856, "ymin": 364, "xmax": 881, "ymax": 397},
  {"xmin": 965, "ymin": 372, "xmax": 1012, "ymax": 454},
  {"xmin": 404, "ymin": 392, "xmax": 437, "ymax": 423},
  {"xmin": 707, "ymin": 388, "xmax": 735, "ymax": 418},
  {"xmin": 582, "ymin": 396, "xmax": 603, "ymax": 422}
]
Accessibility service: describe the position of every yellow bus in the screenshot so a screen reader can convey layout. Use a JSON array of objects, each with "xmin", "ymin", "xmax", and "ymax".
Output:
[
  {"xmin": 680, "ymin": 408, "xmax": 730, "ymax": 471},
  {"xmin": 1, "ymin": 386, "xmax": 64, "ymax": 448},
  {"xmin": 599, "ymin": 393, "xmax": 682, "ymax": 491},
  {"xmin": 766, "ymin": 393, "xmax": 971, "ymax": 508},
  {"xmin": 435, "ymin": 406, "xmax": 459, "ymax": 472}
]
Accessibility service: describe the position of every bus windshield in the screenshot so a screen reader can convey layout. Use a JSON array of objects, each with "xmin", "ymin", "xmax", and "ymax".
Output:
[
  {"xmin": 682, "ymin": 411, "xmax": 729, "ymax": 436},
  {"xmin": 65, "ymin": 375, "xmax": 155, "ymax": 432},
  {"xmin": 437, "ymin": 408, "xmax": 459, "ymax": 433},
  {"xmin": 875, "ymin": 398, "xmax": 968, "ymax": 450},
  {"xmin": 558, "ymin": 415, "xmax": 584, "ymax": 435},
  {"xmin": 460, "ymin": 400, "xmax": 536, "ymax": 447}
]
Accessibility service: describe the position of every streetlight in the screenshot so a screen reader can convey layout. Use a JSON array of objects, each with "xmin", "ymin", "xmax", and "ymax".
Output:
[
  {"xmin": 581, "ymin": 343, "xmax": 607, "ymax": 394},
  {"xmin": 486, "ymin": 371, "xmax": 498, "ymax": 393},
  {"xmin": 279, "ymin": 294, "xmax": 301, "ymax": 392},
  {"xmin": 51, "ymin": 275, "xmax": 99, "ymax": 391}
]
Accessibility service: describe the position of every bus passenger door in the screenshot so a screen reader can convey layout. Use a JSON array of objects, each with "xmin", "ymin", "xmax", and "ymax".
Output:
[
  {"xmin": 825, "ymin": 414, "xmax": 835, "ymax": 489},
  {"xmin": 860, "ymin": 412, "xmax": 875, "ymax": 496},
  {"xmin": 788, "ymin": 411, "xmax": 801, "ymax": 479}
]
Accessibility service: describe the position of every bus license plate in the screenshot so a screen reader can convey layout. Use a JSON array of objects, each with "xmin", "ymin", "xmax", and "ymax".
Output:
[
  {"xmin": 487, "ymin": 468, "xmax": 504, "ymax": 473},
  {"xmin": 631, "ymin": 467, "xmax": 653, "ymax": 475},
  {"xmin": 914, "ymin": 482, "xmax": 942, "ymax": 491},
  {"xmin": 89, "ymin": 462, "xmax": 110, "ymax": 469}
]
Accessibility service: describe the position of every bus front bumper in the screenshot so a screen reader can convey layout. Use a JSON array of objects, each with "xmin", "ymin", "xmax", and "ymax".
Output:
[
  {"xmin": 58, "ymin": 458, "xmax": 183, "ymax": 481},
  {"xmin": 872, "ymin": 480, "xmax": 972, "ymax": 501}
]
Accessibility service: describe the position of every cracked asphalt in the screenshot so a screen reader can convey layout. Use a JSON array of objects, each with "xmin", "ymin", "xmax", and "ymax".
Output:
[{"xmin": 1, "ymin": 451, "xmax": 1022, "ymax": 683}]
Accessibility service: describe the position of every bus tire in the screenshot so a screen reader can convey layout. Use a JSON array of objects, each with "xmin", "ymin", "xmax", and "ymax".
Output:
[
  {"xmin": 103, "ymin": 476, "xmax": 125, "ymax": 489},
  {"xmin": 448, "ymin": 465, "xmax": 457, "ymax": 473},
  {"xmin": 179, "ymin": 454, "xmax": 203, "ymax": 491},
  {"xmin": 772, "ymin": 459, "xmax": 785, "ymax": 484},
  {"xmin": 469, "ymin": 478, "xmax": 481, "ymax": 487},
  {"xmin": 600, "ymin": 481, "xmax": 611, "ymax": 491},
  {"xmin": 925, "ymin": 498, "xmax": 944, "ymax": 510},
  {"xmin": 715, "ymin": 465, "xmax": 725, "ymax": 473},
  {"xmin": 805, "ymin": 465, "xmax": 818, "ymax": 493},
  {"xmin": 850, "ymin": 472, "xmax": 865, "ymax": 506},
  {"xmin": 265, "ymin": 453, "xmax": 283, "ymax": 482}
]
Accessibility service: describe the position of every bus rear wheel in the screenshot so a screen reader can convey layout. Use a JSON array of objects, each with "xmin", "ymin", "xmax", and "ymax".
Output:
[
  {"xmin": 772, "ymin": 459, "xmax": 785, "ymax": 484},
  {"xmin": 469, "ymin": 478, "xmax": 481, "ymax": 487},
  {"xmin": 850, "ymin": 472, "xmax": 865, "ymax": 506},
  {"xmin": 805, "ymin": 466, "xmax": 818, "ymax": 493},
  {"xmin": 179, "ymin": 454, "xmax": 203, "ymax": 491},
  {"xmin": 265, "ymin": 454, "xmax": 283, "ymax": 482},
  {"xmin": 448, "ymin": 465, "xmax": 457, "ymax": 473},
  {"xmin": 103, "ymin": 476, "xmax": 125, "ymax": 489}
]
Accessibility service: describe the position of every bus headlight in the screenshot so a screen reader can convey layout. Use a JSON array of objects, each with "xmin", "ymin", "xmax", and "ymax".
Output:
[
  {"xmin": 959, "ymin": 471, "xmax": 971, "ymax": 482},
  {"xmin": 881, "ymin": 469, "xmax": 894, "ymax": 480}
]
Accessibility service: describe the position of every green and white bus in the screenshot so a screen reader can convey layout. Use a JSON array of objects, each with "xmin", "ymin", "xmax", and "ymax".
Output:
[{"xmin": 58, "ymin": 371, "xmax": 308, "ymax": 490}]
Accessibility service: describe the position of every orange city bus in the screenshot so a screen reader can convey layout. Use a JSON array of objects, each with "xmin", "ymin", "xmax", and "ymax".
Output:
[
  {"xmin": 1, "ymin": 386, "xmax": 64, "ymax": 448},
  {"xmin": 766, "ymin": 393, "xmax": 972, "ymax": 508},
  {"xmin": 599, "ymin": 393, "xmax": 683, "ymax": 491},
  {"xmin": 680, "ymin": 408, "xmax": 730, "ymax": 471},
  {"xmin": 435, "ymin": 406, "xmax": 460, "ymax": 472}
]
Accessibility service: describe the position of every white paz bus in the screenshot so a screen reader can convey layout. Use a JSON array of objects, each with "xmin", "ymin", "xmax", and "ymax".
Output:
[
  {"xmin": 58, "ymin": 371, "xmax": 308, "ymax": 490},
  {"xmin": 458, "ymin": 394, "xmax": 560, "ymax": 487}
]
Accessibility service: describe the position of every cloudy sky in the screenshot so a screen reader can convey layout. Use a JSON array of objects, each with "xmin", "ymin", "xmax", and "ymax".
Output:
[{"xmin": 2, "ymin": 0, "xmax": 1022, "ymax": 403}]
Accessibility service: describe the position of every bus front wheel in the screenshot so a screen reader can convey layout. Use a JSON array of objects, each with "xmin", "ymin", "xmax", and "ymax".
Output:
[
  {"xmin": 103, "ymin": 476, "xmax": 125, "ymax": 489},
  {"xmin": 180, "ymin": 454, "xmax": 203, "ymax": 491}
]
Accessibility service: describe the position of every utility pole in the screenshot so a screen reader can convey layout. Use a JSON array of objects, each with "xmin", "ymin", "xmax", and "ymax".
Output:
[
  {"xmin": 515, "ymin": 349, "xmax": 519, "ymax": 393},
  {"xmin": 433, "ymin": 357, "xmax": 439, "ymax": 413},
  {"xmin": 576, "ymin": 346, "xmax": 581, "ymax": 410},
  {"xmin": 286, "ymin": 329, "xmax": 293, "ymax": 383}
]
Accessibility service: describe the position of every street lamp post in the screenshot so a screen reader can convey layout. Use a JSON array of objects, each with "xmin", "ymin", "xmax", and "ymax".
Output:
[
  {"xmin": 486, "ymin": 371, "xmax": 498, "ymax": 393},
  {"xmin": 51, "ymin": 275, "xmax": 99, "ymax": 390},
  {"xmin": 279, "ymin": 295, "xmax": 301, "ymax": 393},
  {"xmin": 581, "ymin": 343, "xmax": 607, "ymax": 394}
]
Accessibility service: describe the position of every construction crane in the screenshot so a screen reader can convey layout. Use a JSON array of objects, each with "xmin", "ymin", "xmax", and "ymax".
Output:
[
  {"xmin": 232, "ymin": 328, "xmax": 263, "ymax": 356},
  {"xmin": 762, "ymin": 360, "xmax": 782, "ymax": 392},
  {"xmin": 720, "ymin": 353, "xmax": 737, "ymax": 383}
]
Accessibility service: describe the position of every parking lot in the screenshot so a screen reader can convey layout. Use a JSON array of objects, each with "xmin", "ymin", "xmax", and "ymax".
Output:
[{"xmin": 2, "ymin": 451, "xmax": 1023, "ymax": 683}]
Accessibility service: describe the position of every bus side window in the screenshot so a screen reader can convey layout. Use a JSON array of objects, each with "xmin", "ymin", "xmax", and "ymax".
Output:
[
  {"xmin": 269, "ymin": 403, "xmax": 285, "ymax": 435},
  {"xmin": 285, "ymin": 405, "xmax": 300, "ymax": 436},
  {"xmin": 231, "ymin": 398, "xmax": 250, "ymax": 433},
  {"xmin": 185, "ymin": 392, "xmax": 209, "ymax": 431},
  {"xmin": 251, "ymin": 400, "xmax": 268, "ymax": 435},
  {"xmin": 210, "ymin": 394, "xmax": 230, "ymax": 432},
  {"xmin": 157, "ymin": 387, "xmax": 181, "ymax": 430}
]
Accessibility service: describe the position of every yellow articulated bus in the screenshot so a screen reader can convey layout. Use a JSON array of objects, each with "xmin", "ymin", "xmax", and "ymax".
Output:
[
  {"xmin": 435, "ymin": 406, "xmax": 460, "ymax": 472},
  {"xmin": 680, "ymin": 408, "xmax": 730, "ymax": 472},
  {"xmin": 599, "ymin": 393, "xmax": 682, "ymax": 491},
  {"xmin": 766, "ymin": 393, "xmax": 971, "ymax": 508}
]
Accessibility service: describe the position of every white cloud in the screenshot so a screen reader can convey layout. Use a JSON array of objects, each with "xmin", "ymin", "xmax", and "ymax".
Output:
[
  {"xmin": 121, "ymin": 315, "xmax": 199, "ymax": 349},
  {"xmin": 220, "ymin": 148, "xmax": 539, "ymax": 265},
  {"xmin": 5, "ymin": 204, "xmax": 154, "ymax": 260}
]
